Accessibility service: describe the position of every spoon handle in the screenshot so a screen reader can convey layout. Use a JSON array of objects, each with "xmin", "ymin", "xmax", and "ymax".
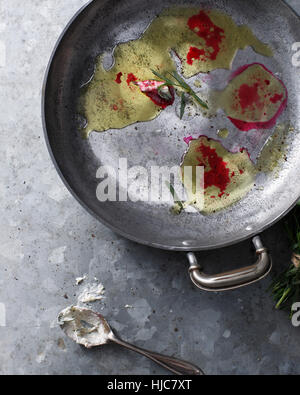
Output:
[{"xmin": 111, "ymin": 336, "xmax": 204, "ymax": 375}]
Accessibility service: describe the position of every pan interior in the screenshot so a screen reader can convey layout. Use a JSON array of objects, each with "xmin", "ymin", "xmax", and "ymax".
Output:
[{"xmin": 43, "ymin": 0, "xmax": 300, "ymax": 251}]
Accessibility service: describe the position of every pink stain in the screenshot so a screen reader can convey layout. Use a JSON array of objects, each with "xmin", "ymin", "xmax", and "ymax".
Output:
[
  {"xmin": 184, "ymin": 136, "xmax": 194, "ymax": 145},
  {"xmin": 238, "ymin": 83, "xmax": 262, "ymax": 111},
  {"xmin": 126, "ymin": 73, "xmax": 138, "ymax": 86},
  {"xmin": 187, "ymin": 10, "xmax": 225, "ymax": 62},
  {"xmin": 187, "ymin": 47, "xmax": 206, "ymax": 65},
  {"xmin": 136, "ymin": 79, "xmax": 175, "ymax": 109},
  {"xmin": 270, "ymin": 93, "xmax": 284, "ymax": 104},
  {"xmin": 196, "ymin": 142, "xmax": 231, "ymax": 193},
  {"xmin": 227, "ymin": 63, "xmax": 288, "ymax": 132},
  {"xmin": 239, "ymin": 147, "xmax": 251, "ymax": 159},
  {"xmin": 115, "ymin": 72, "xmax": 123, "ymax": 84}
]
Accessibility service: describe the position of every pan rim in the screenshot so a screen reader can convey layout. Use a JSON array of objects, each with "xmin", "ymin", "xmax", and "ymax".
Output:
[{"xmin": 42, "ymin": 0, "xmax": 300, "ymax": 252}]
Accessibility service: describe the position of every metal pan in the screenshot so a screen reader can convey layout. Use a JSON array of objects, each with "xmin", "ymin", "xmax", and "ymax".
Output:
[{"xmin": 42, "ymin": 0, "xmax": 300, "ymax": 291}]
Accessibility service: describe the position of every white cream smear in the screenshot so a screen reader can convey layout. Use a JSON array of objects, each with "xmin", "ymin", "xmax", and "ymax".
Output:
[
  {"xmin": 77, "ymin": 283, "xmax": 105, "ymax": 303},
  {"xmin": 58, "ymin": 306, "xmax": 110, "ymax": 349},
  {"xmin": 75, "ymin": 275, "xmax": 87, "ymax": 285}
]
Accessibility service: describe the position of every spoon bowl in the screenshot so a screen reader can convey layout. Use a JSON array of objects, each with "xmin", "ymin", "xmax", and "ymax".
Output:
[{"xmin": 58, "ymin": 306, "xmax": 204, "ymax": 375}]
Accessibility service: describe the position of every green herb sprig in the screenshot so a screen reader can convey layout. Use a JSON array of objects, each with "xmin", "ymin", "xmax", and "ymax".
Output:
[
  {"xmin": 165, "ymin": 181, "xmax": 184, "ymax": 215},
  {"xmin": 151, "ymin": 69, "xmax": 208, "ymax": 118},
  {"xmin": 269, "ymin": 204, "xmax": 300, "ymax": 316}
]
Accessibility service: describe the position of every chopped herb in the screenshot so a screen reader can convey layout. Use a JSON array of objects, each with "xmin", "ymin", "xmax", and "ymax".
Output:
[
  {"xmin": 151, "ymin": 69, "xmax": 208, "ymax": 119},
  {"xmin": 180, "ymin": 92, "xmax": 187, "ymax": 120}
]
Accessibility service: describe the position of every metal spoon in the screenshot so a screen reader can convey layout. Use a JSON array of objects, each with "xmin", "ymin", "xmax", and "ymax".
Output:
[{"xmin": 58, "ymin": 306, "xmax": 204, "ymax": 375}]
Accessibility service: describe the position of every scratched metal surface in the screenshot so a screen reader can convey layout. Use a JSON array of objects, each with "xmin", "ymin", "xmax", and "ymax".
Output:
[{"xmin": 0, "ymin": 0, "xmax": 300, "ymax": 376}]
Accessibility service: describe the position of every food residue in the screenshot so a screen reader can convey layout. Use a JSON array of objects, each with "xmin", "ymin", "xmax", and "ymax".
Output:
[
  {"xmin": 256, "ymin": 123, "xmax": 293, "ymax": 174},
  {"xmin": 135, "ymin": 80, "xmax": 175, "ymax": 109},
  {"xmin": 78, "ymin": 283, "xmax": 105, "ymax": 304},
  {"xmin": 217, "ymin": 128, "xmax": 229, "ymax": 139},
  {"xmin": 181, "ymin": 136, "xmax": 256, "ymax": 213},
  {"xmin": 115, "ymin": 72, "xmax": 123, "ymax": 84},
  {"xmin": 218, "ymin": 63, "xmax": 288, "ymax": 131},
  {"xmin": 58, "ymin": 306, "xmax": 110, "ymax": 349},
  {"xmin": 77, "ymin": 7, "xmax": 292, "ymax": 216},
  {"xmin": 79, "ymin": 8, "xmax": 272, "ymax": 136},
  {"xmin": 179, "ymin": 121, "xmax": 293, "ymax": 214},
  {"xmin": 76, "ymin": 275, "xmax": 87, "ymax": 286},
  {"xmin": 186, "ymin": 10, "xmax": 225, "ymax": 64}
]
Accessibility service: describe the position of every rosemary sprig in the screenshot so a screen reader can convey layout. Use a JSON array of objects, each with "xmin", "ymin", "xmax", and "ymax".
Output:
[
  {"xmin": 168, "ymin": 71, "xmax": 208, "ymax": 109},
  {"xmin": 151, "ymin": 69, "xmax": 208, "ymax": 116},
  {"xmin": 151, "ymin": 69, "xmax": 177, "ymax": 87},
  {"xmin": 269, "ymin": 205, "xmax": 300, "ymax": 316}
]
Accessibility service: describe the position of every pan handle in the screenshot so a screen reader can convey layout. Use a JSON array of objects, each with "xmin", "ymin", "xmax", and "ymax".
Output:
[{"xmin": 187, "ymin": 236, "xmax": 272, "ymax": 291}]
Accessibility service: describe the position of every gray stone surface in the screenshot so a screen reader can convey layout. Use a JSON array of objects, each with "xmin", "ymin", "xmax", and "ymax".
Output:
[{"xmin": 0, "ymin": 0, "xmax": 299, "ymax": 375}]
